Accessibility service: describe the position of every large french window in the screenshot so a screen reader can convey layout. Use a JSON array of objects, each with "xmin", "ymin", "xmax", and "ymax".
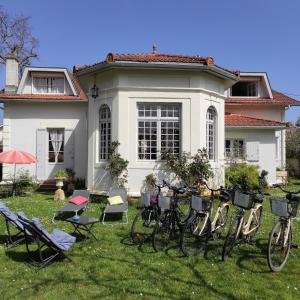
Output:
[
  {"xmin": 33, "ymin": 77, "xmax": 65, "ymax": 94},
  {"xmin": 225, "ymin": 139, "xmax": 244, "ymax": 159},
  {"xmin": 99, "ymin": 104, "xmax": 111, "ymax": 160},
  {"xmin": 48, "ymin": 128, "xmax": 64, "ymax": 163},
  {"xmin": 231, "ymin": 81, "xmax": 258, "ymax": 97},
  {"xmin": 138, "ymin": 103, "xmax": 180, "ymax": 160},
  {"xmin": 206, "ymin": 106, "xmax": 217, "ymax": 161}
]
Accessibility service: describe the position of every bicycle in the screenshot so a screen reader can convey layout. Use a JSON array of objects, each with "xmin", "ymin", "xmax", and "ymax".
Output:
[
  {"xmin": 180, "ymin": 184, "xmax": 232, "ymax": 257},
  {"xmin": 222, "ymin": 189, "xmax": 268, "ymax": 261},
  {"xmin": 267, "ymin": 184, "xmax": 300, "ymax": 272},
  {"xmin": 152, "ymin": 181, "xmax": 189, "ymax": 252},
  {"xmin": 130, "ymin": 182, "xmax": 165, "ymax": 245}
]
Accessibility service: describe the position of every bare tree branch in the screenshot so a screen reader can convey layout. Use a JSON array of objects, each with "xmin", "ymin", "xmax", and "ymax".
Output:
[{"xmin": 0, "ymin": 5, "xmax": 39, "ymax": 75}]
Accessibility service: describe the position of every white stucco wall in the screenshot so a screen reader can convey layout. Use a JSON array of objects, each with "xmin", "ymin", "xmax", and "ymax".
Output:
[
  {"xmin": 2, "ymin": 102, "xmax": 88, "ymax": 180},
  {"xmin": 80, "ymin": 69, "xmax": 226, "ymax": 196},
  {"xmin": 225, "ymin": 128, "xmax": 277, "ymax": 184}
]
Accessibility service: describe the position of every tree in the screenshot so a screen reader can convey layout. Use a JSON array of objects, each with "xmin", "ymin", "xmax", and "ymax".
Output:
[{"xmin": 0, "ymin": 6, "xmax": 38, "ymax": 74}]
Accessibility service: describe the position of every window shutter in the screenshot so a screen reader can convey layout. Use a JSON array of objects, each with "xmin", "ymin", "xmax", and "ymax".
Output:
[
  {"xmin": 36, "ymin": 129, "xmax": 47, "ymax": 180},
  {"xmin": 246, "ymin": 140, "xmax": 259, "ymax": 162},
  {"xmin": 64, "ymin": 129, "xmax": 74, "ymax": 170}
]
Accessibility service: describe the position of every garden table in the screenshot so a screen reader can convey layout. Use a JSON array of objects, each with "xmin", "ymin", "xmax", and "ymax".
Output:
[{"xmin": 65, "ymin": 216, "xmax": 99, "ymax": 241}]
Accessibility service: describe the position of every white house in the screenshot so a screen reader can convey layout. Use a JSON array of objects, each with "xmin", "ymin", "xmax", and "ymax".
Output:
[{"xmin": 0, "ymin": 49, "xmax": 299, "ymax": 195}]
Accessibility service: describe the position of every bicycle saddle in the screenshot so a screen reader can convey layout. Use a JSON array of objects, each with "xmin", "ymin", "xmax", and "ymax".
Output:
[
  {"xmin": 219, "ymin": 190, "xmax": 233, "ymax": 202},
  {"xmin": 253, "ymin": 194, "xmax": 263, "ymax": 203},
  {"xmin": 286, "ymin": 194, "xmax": 300, "ymax": 202}
]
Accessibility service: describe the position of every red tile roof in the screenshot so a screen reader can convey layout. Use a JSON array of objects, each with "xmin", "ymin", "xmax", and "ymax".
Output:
[
  {"xmin": 225, "ymin": 113, "xmax": 288, "ymax": 127},
  {"xmin": 225, "ymin": 90, "xmax": 300, "ymax": 106},
  {"xmin": 0, "ymin": 72, "xmax": 87, "ymax": 101},
  {"xmin": 73, "ymin": 52, "xmax": 240, "ymax": 76}
]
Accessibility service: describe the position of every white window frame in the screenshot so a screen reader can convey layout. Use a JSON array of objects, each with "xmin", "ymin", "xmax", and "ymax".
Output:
[
  {"xmin": 32, "ymin": 76, "xmax": 65, "ymax": 95},
  {"xmin": 225, "ymin": 139, "xmax": 245, "ymax": 159},
  {"xmin": 206, "ymin": 106, "xmax": 217, "ymax": 161},
  {"xmin": 99, "ymin": 104, "xmax": 111, "ymax": 161},
  {"xmin": 48, "ymin": 128, "xmax": 65, "ymax": 164},
  {"xmin": 137, "ymin": 103, "xmax": 181, "ymax": 161}
]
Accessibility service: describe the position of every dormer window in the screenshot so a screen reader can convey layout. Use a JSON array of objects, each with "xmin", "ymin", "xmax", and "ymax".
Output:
[
  {"xmin": 32, "ymin": 76, "xmax": 65, "ymax": 94},
  {"xmin": 231, "ymin": 81, "xmax": 258, "ymax": 97}
]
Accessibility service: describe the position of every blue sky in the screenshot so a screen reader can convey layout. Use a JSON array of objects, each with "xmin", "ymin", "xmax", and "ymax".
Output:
[{"xmin": 1, "ymin": 0, "xmax": 300, "ymax": 122}]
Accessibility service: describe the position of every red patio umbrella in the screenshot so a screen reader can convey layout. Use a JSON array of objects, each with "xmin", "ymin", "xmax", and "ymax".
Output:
[{"xmin": 0, "ymin": 150, "xmax": 38, "ymax": 195}]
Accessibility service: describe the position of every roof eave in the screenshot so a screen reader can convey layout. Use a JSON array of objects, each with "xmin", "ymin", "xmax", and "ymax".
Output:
[
  {"xmin": 225, "ymin": 102, "xmax": 300, "ymax": 106},
  {"xmin": 225, "ymin": 125, "xmax": 286, "ymax": 129},
  {"xmin": 0, "ymin": 98, "xmax": 88, "ymax": 103},
  {"xmin": 75, "ymin": 61, "xmax": 239, "ymax": 82}
]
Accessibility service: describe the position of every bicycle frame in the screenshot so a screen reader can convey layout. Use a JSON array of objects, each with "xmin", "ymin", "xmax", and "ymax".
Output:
[
  {"xmin": 193, "ymin": 200, "xmax": 230, "ymax": 236},
  {"xmin": 211, "ymin": 202, "xmax": 230, "ymax": 232},
  {"xmin": 235, "ymin": 203, "xmax": 263, "ymax": 238},
  {"xmin": 276, "ymin": 218, "xmax": 291, "ymax": 247}
]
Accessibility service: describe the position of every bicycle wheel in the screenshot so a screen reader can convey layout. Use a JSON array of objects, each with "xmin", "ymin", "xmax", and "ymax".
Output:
[
  {"xmin": 222, "ymin": 214, "xmax": 241, "ymax": 261},
  {"xmin": 130, "ymin": 208, "xmax": 156, "ymax": 245},
  {"xmin": 180, "ymin": 213, "xmax": 211, "ymax": 257},
  {"xmin": 267, "ymin": 220, "xmax": 291, "ymax": 272},
  {"xmin": 213, "ymin": 205, "xmax": 229, "ymax": 239},
  {"xmin": 247, "ymin": 206, "xmax": 263, "ymax": 242},
  {"xmin": 152, "ymin": 212, "xmax": 172, "ymax": 252}
]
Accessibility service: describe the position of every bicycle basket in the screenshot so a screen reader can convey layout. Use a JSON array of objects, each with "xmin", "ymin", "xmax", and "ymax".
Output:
[
  {"xmin": 233, "ymin": 191, "xmax": 254, "ymax": 209},
  {"xmin": 141, "ymin": 192, "xmax": 151, "ymax": 207},
  {"xmin": 191, "ymin": 195, "xmax": 202, "ymax": 212},
  {"xmin": 158, "ymin": 196, "xmax": 171, "ymax": 210},
  {"xmin": 270, "ymin": 198, "xmax": 299, "ymax": 218}
]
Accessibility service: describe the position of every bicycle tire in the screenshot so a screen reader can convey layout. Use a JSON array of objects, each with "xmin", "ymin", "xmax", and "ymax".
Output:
[
  {"xmin": 180, "ymin": 213, "xmax": 211, "ymax": 257},
  {"xmin": 222, "ymin": 213, "xmax": 241, "ymax": 261},
  {"xmin": 152, "ymin": 212, "xmax": 172, "ymax": 252},
  {"xmin": 267, "ymin": 220, "xmax": 291, "ymax": 272},
  {"xmin": 130, "ymin": 208, "xmax": 156, "ymax": 245}
]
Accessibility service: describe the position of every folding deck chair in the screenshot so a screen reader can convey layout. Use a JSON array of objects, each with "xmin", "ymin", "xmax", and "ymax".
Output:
[
  {"xmin": 102, "ymin": 187, "xmax": 128, "ymax": 224},
  {"xmin": 0, "ymin": 201, "xmax": 30, "ymax": 247},
  {"xmin": 18, "ymin": 211, "xmax": 76, "ymax": 269},
  {"xmin": 52, "ymin": 190, "xmax": 91, "ymax": 223}
]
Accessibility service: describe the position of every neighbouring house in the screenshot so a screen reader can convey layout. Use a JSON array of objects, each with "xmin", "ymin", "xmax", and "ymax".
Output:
[{"xmin": 0, "ymin": 49, "xmax": 299, "ymax": 195}]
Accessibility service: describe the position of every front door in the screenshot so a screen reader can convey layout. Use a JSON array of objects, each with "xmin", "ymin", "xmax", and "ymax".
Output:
[{"xmin": 36, "ymin": 128, "xmax": 74, "ymax": 180}]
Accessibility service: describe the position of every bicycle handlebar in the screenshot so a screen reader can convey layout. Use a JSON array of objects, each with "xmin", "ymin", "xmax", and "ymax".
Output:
[
  {"xmin": 272, "ymin": 184, "xmax": 300, "ymax": 195},
  {"xmin": 203, "ymin": 182, "xmax": 224, "ymax": 192},
  {"xmin": 162, "ymin": 180, "xmax": 186, "ymax": 194}
]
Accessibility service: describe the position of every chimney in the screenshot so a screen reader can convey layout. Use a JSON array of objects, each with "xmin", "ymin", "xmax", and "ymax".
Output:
[{"xmin": 5, "ymin": 54, "xmax": 19, "ymax": 93}]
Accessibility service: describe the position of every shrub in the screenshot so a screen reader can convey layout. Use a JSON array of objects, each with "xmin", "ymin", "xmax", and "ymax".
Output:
[
  {"xmin": 74, "ymin": 178, "xmax": 86, "ymax": 189},
  {"xmin": 225, "ymin": 163, "xmax": 260, "ymax": 192},
  {"xmin": 15, "ymin": 169, "xmax": 39, "ymax": 196},
  {"xmin": 162, "ymin": 148, "xmax": 213, "ymax": 187},
  {"xmin": 106, "ymin": 141, "xmax": 129, "ymax": 187},
  {"xmin": 145, "ymin": 173, "xmax": 157, "ymax": 189}
]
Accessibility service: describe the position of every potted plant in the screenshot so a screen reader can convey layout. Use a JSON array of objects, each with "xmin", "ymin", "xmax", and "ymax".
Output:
[{"xmin": 54, "ymin": 169, "xmax": 68, "ymax": 201}]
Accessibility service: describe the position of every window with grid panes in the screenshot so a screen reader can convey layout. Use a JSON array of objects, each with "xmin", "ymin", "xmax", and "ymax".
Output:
[
  {"xmin": 206, "ymin": 106, "xmax": 217, "ymax": 161},
  {"xmin": 225, "ymin": 139, "xmax": 244, "ymax": 159},
  {"xmin": 99, "ymin": 104, "xmax": 111, "ymax": 160},
  {"xmin": 138, "ymin": 103, "xmax": 180, "ymax": 160}
]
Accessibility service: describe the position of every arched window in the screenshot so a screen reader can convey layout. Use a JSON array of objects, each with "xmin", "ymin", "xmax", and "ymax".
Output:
[
  {"xmin": 206, "ymin": 106, "xmax": 217, "ymax": 161},
  {"xmin": 99, "ymin": 104, "xmax": 111, "ymax": 160}
]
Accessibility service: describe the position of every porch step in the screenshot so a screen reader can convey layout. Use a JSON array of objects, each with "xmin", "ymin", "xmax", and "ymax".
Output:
[{"xmin": 38, "ymin": 180, "xmax": 57, "ymax": 191}]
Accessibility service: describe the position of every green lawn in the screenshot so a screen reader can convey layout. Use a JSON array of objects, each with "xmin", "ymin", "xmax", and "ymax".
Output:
[{"xmin": 1, "ymin": 183, "xmax": 300, "ymax": 300}]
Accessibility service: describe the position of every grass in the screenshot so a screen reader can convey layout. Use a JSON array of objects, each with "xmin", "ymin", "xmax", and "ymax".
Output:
[{"xmin": 0, "ymin": 183, "xmax": 300, "ymax": 300}]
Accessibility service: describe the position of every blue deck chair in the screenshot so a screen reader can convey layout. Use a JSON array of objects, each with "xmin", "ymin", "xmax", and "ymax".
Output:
[
  {"xmin": 18, "ymin": 211, "xmax": 76, "ymax": 268},
  {"xmin": 0, "ymin": 201, "xmax": 31, "ymax": 247}
]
